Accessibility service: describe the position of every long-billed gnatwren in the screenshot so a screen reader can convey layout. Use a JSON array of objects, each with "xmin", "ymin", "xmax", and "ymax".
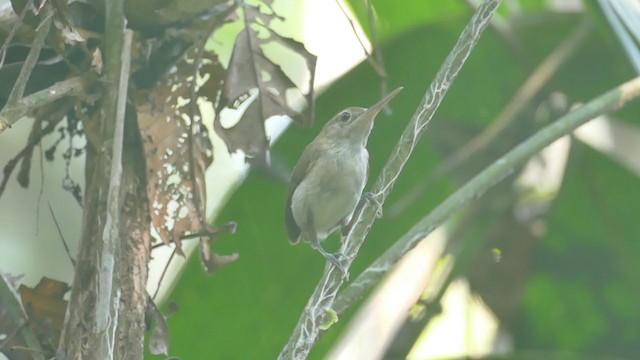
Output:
[{"xmin": 285, "ymin": 87, "xmax": 402, "ymax": 273}]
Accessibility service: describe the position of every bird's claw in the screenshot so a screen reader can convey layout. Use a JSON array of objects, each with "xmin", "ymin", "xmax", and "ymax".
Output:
[
  {"xmin": 323, "ymin": 252, "xmax": 349, "ymax": 279},
  {"xmin": 311, "ymin": 243, "xmax": 349, "ymax": 278}
]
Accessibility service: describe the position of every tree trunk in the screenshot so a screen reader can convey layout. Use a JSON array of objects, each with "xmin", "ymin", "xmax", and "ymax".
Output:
[{"xmin": 58, "ymin": 126, "xmax": 150, "ymax": 359}]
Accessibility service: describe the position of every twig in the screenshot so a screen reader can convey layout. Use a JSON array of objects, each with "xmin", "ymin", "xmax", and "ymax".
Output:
[
  {"xmin": 278, "ymin": 1, "xmax": 502, "ymax": 359},
  {"xmin": 152, "ymin": 247, "xmax": 177, "ymax": 301},
  {"xmin": 48, "ymin": 202, "xmax": 76, "ymax": 267},
  {"xmin": 333, "ymin": 0, "xmax": 386, "ymax": 77},
  {"xmin": 388, "ymin": 19, "xmax": 592, "ymax": 217},
  {"xmin": 334, "ymin": 75, "xmax": 640, "ymax": 313},
  {"xmin": 0, "ymin": 0, "xmax": 35, "ymax": 68},
  {"xmin": 364, "ymin": 0, "xmax": 390, "ymax": 113},
  {"xmin": 0, "ymin": 4, "xmax": 52, "ymax": 132},
  {"xmin": 0, "ymin": 76, "xmax": 86, "ymax": 134},
  {"xmin": 0, "ymin": 110, "xmax": 65, "ymax": 199}
]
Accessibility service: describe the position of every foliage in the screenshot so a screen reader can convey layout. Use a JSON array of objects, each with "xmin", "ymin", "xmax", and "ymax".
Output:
[
  {"xmin": 165, "ymin": 1, "xmax": 640, "ymax": 359},
  {"xmin": 1, "ymin": 0, "xmax": 639, "ymax": 358}
]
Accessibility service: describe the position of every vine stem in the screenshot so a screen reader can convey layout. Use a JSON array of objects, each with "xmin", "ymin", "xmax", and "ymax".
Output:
[{"xmin": 278, "ymin": 1, "xmax": 502, "ymax": 358}]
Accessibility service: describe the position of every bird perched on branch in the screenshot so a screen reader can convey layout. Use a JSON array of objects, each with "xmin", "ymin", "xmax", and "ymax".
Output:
[{"xmin": 285, "ymin": 87, "xmax": 403, "ymax": 275}]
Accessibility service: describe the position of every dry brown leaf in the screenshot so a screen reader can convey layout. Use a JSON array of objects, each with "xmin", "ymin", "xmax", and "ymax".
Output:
[
  {"xmin": 136, "ymin": 52, "xmax": 215, "ymax": 254},
  {"xmin": 18, "ymin": 277, "xmax": 69, "ymax": 353},
  {"xmin": 213, "ymin": 2, "xmax": 316, "ymax": 165},
  {"xmin": 0, "ymin": 273, "xmax": 31, "ymax": 360}
]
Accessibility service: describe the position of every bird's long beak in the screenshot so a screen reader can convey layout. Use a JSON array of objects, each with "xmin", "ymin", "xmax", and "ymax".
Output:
[{"xmin": 355, "ymin": 87, "xmax": 403, "ymax": 129}]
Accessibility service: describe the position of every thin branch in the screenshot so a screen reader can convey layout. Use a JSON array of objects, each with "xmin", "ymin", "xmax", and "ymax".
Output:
[
  {"xmin": 0, "ymin": 4, "xmax": 52, "ymax": 132},
  {"xmin": 388, "ymin": 19, "xmax": 592, "ymax": 216},
  {"xmin": 0, "ymin": 77, "xmax": 86, "ymax": 134},
  {"xmin": 152, "ymin": 247, "xmax": 177, "ymax": 301},
  {"xmin": 439, "ymin": 19, "xmax": 591, "ymax": 174},
  {"xmin": 278, "ymin": 1, "xmax": 502, "ymax": 358},
  {"xmin": 334, "ymin": 75, "xmax": 640, "ymax": 313},
  {"xmin": 364, "ymin": 0, "xmax": 390, "ymax": 112},
  {"xmin": 48, "ymin": 202, "xmax": 76, "ymax": 267},
  {"xmin": 333, "ymin": 0, "xmax": 386, "ymax": 77},
  {"xmin": 0, "ymin": 109, "xmax": 66, "ymax": 198},
  {"xmin": 0, "ymin": 0, "xmax": 34, "ymax": 68}
]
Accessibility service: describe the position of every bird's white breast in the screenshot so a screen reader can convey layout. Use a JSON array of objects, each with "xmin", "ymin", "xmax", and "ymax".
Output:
[{"xmin": 291, "ymin": 146, "xmax": 368, "ymax": 240}]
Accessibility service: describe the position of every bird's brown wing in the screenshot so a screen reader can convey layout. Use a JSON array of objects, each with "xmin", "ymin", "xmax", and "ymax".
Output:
[{"xmin": 285, "ymin": 143, "xmax": 318, "ymax": 244}]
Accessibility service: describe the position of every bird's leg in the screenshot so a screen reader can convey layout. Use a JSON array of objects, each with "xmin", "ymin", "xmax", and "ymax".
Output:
[
  {"xmin": 340, "ymin": 216, "xmax": 352, "ymax": 239},
  {"xmin": 310, "ymin": 239, "xmax": 349, "ymax": 278},
  {"xmin": 341, "ymin": 192, "xmax": 384, "ymax": 238},
  {"xmin": 305, "ymin": 211, "xmax": 349, "ymax": 277}
]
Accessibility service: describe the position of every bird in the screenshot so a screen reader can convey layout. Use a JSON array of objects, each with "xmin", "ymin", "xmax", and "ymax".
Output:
[{"xmin": 285, "ymin": 87, "xmax": 402, "ymax": 274}]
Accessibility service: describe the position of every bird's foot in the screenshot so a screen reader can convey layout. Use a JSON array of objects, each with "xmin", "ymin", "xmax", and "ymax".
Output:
[
  {"xmin": 311, "ymin": 244, "xmax": 349, "ymax": 279},
  {"xmin": 323, "ymin": 251, "xmax": 349, "ymax": 279}
]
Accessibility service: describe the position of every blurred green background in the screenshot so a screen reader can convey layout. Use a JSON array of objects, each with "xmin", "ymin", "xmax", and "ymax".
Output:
[{"xmin": 154, "ymin": 0, "xmax": 640, "ymax": 358}]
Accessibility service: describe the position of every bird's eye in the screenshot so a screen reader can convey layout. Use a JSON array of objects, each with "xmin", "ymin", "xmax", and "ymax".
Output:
[{"xmin": 339, "ymin": 111, "xmax": 351, "ymax": 122}]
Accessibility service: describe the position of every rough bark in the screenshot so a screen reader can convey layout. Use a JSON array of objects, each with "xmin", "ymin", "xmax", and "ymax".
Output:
[{"xmin": 57, "ymin": 125, "xmax": 151, "ymax": 360}]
